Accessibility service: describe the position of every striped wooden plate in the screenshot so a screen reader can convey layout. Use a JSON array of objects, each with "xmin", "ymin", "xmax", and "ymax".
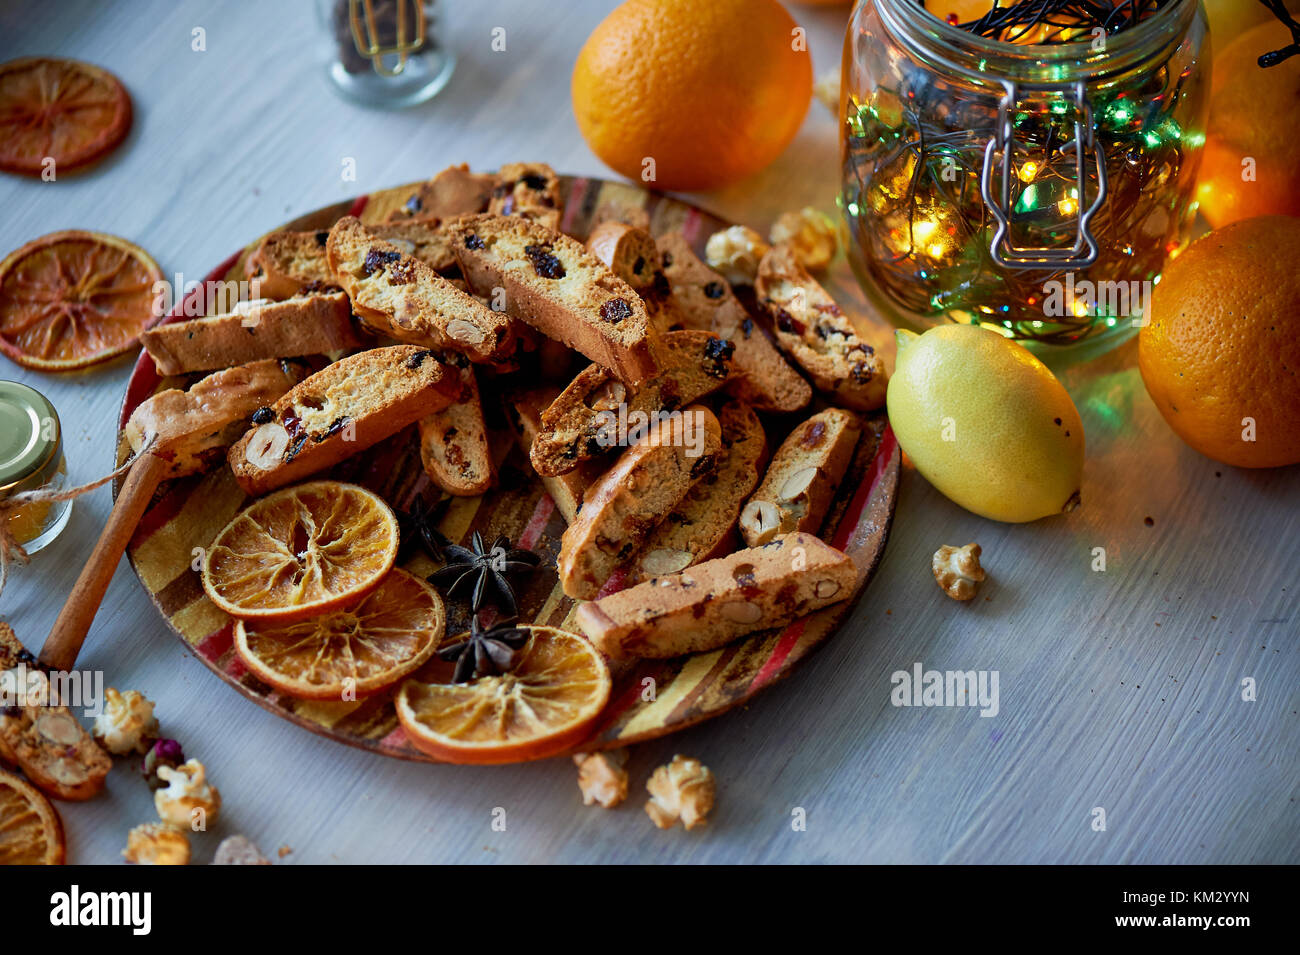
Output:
[{"xmin": 116, "ymin": 176, "xmax": 900, "ymax": 763}]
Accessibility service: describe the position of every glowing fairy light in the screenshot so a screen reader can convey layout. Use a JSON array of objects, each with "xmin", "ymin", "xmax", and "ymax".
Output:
[{"xmin": 1018, "ymin": 160, "xmax": 1039, "ymax": 182}]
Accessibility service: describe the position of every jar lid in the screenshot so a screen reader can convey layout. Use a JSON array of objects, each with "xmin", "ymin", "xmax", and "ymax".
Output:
[{"xmin": 0, "ymin": 381, "xmax": 62, "ymax": 495}]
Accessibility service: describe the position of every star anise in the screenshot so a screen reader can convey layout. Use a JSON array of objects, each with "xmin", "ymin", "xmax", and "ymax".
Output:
[
  {"xmin": 396, "ymin": 494, "xmax": 449, "ymax": 563},
  {"xmin": 437, "ymin": 615, "xmax": 532, "ymax": 683},
  {"xmin": 427, "ymin": 531, "xmax": 540, "ymax": 616}
]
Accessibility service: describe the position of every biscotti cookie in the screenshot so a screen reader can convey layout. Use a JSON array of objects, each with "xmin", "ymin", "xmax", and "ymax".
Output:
[
  {"xmin": 0, "ymin": 702, "xmax": 112, "ymax": 801},
  {"xmin": 327, "ymin": 216, "xmax": 521, "ymax": 365},
  {"xmin": 739, "ymin": 408, "xmax": 861, "ymax": 546},
  {"xmin": 0, "ymin": 621, "xmax": 30, "ymax": 670},
  {"xmin": 658, "ymin": 232, "xmax": 811, "ymax": 414},
  {"xmin": 141, "ymin": 292, "xmax": 367, "ymax": 375},
  {"xmin": 559, "ymin": 405, "xmax": 722, "ymax": 600},
  {"xmin": 450, "ymin": 213, "xmax": 657, "ymax": 384},
  {"xmin": 755, "ymin": 244, "xmax": 887, "ymax": 411},
  {"xmin": 417, "ymin": 358, "xmax": 493, "ymax": 496},
  {"xmin": 529, "ymin": 329, "xmax": 734, "ymax": 477},
  {"xmin": 576, "ymin": 532, "xmax": 856, "ymax": 660},
  {"xmin": 488, "ymin": 162, "xmax": 564, "ymax": 231},
  {"xmin": 372, "ymin": 219, "xmax": 460, "ymax": 274},
  {"xmin": 125, "ymin": 359, "xmax": 306, "ymax": 479},
  {"xmin": 227, "ymin": 345, "xmax": 461, "ymax": 495},
  {"xmin": 628, "ymin": 400, "xmax": 767, "ymax": 582},
  {"xmin": 389, "ymin": 163, "xmax": 496, "ymax": 222},
  {"xmin": 586, "ymin": 221, "xmax": 686, "ymax": 335},
  {"xmin": 505, "ymin": 387, "xmax": 604, "ymax": 524},
  {"xmin": 244, "ymin": 229, "xmax": 335, "ymax": 300}
]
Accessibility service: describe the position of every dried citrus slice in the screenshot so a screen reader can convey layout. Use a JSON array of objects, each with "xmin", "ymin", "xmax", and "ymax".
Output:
[
  {"xmin": 0, "ymin": 768, "xmax": 66, "ymax": 864},
  {"xmin": 0, "ymin": 57, "xmax": 132, "ymax": 177},
  {"xmin": 203, "ymin": 481, "xmax": 399, "ymax": 624},
  {"xmin": 396, "ymin": 625, "xmax": 612, "ymax": 764},
  {"xmin": 0, "ymin": 230, "xmax": 163, "ymax": 370},
  {"xmin": 234, "ymin": 568, "xmax": 445, "ymax": 700}
]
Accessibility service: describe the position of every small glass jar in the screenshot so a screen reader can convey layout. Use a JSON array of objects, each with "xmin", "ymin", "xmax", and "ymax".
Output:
[
  {"xmin": 840, "ymin": 0, "xmax": 1209, "ymax": 359},
  {"xmin": 0, "ymin": 381, "xmax": 72, "ymax": 555},
  {"xmin": 317, "ymin": 0, "xmax": 455, "ymax": 108}
]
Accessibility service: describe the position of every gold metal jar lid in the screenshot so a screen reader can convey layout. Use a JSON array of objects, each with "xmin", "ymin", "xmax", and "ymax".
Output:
[{"xmin": 0, "ymin": 381, "xmax": 63, "ymax": 497}]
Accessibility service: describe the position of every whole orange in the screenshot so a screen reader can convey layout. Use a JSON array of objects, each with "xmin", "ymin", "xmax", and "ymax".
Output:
[
  {"xmin": 572, "ymin": 0, "xmax": 812, "ymax": 191},
  {"xmin": 1196, "ymin": 20, "xmax": 1300, "ymax": 228},
  {"xmin": 1138, "ymin": 215, "xmax": 1300, "ymax": 469}
]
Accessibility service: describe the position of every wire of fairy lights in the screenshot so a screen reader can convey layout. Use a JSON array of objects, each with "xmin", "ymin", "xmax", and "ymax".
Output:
[{"xmin": 938, "ymin": 0, "xmax": 1174, "ymax": 44}]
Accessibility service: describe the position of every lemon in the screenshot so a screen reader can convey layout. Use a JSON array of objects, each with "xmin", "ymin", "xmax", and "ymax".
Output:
[{"xmin": 886, "ymin": 325, "xmax": 1084, "ymax": 523}]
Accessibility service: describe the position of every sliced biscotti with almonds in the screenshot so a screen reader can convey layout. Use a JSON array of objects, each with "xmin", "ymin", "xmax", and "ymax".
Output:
[
  {"xmin": 559, "ymin": 405, "xmax": 723, "ymax": 600},
  {"xmin": 449, "ymin": 213, "xmax": 657, "ymax": 384},
  {"xmin": 227, "ymin": 345, "xmax": 460, "ymax": 495},
  {"xmin": 327, "ymin": 216, "xmax": 521, "ymax": 365},
  {"xmin": 488, "ymin": 162, "xmax": 564, "ymax": 231},
  {"xmin": 418, "ymin": 358, "xmax": 493, "ymax": 496},
  {"xmin": 389, "ymin": 163, "xmax": 496, "ymax": 222},
  {"xmin": 587, "ymin": 221, "xmax": 687, "ymax": 335},
  {"xmin": 755, "ymin": 244, "xmax": 887, "ymax": 411},
  {"xmin": 141, "ymin": 292, "xmax": 367, "ymax": 375},
  {"xmin": 505, "ymin": 387, "xmax": 604, "ymax": 524},
  {"xmin": 529, "ymin": 330, "xmax": 734, "ymax": 477},
  {"xmin": 372, "ymin": 219, "xmax": 460, "ymax": 274},
  {"xmin": 658, "ymin": 232, "xmax": 811, "ymax": 413},
  {"xmin": 628, "ymin": 400, "xmax": 767, "ymax": 583},
  {"xmin": 245, "ymin": 230, "xmax": 336, "ymax": 300},
  {"xmin": 0, "ymin": 702, "xmax": 112, "ymax": 801},
  {"xmin": 576, "ymin": 533, "xmax": 856, "ymax": 660},
  {"xmin": 740, "ymin": 408, "xmax": 861, "ymax": 547}
]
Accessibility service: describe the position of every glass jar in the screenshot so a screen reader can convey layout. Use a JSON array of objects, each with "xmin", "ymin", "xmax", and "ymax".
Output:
[
  {"xmin": 0, "ymin": 381, "xmax": 72, "ymax": 555},
  {"xmin": 840, "ymin": 0, "xmax": 1208, "ymax": 359},
  {"xmin": 317, "ymin": 0, "xmax": 455, "ymax": 108}
]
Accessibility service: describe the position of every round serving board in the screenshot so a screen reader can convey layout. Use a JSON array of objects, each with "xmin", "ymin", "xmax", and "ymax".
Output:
[{"xmin": 116, "ymin": 175, "xmax": 900, "ymax": 763}]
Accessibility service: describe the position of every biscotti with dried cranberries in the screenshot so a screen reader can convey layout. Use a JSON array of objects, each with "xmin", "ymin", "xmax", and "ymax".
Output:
[
  {"xmin": 449, "ymin": 213, "xmax": 657, "ymax": 384},
  {"xmin": 418, "ymin": 356, "xmax": 494, "ymax": 496}
]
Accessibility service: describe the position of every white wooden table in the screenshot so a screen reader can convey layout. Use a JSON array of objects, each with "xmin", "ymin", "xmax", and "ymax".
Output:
[{"xmin": 2, "ymin": 0, "xmax": 1295, "ymax": 865}]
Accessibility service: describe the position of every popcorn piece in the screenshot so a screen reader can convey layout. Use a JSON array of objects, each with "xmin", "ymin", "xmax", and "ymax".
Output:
[
  {"xmin": 92, "ymin": 688, "xmax": 159, "ymax": 755},
  {"xmin": 770, "ymin": 207, "xmax": 839, "ymax": 273},
  {"xmin": 213, "ymin": 835, "xmax": 271, "ymax": 866},
  {"xmin": 813, "ymin": 68, "xmax": 841, "ymax": 115},
  {"xmin": 645, "ymin": 755, "xmax": 715, "ymax": 831},
  {"xmin": 154, "ymin": 759, "xmax": 222, "ymax": 829},
  {"xmin": 932, "ymin": 543, "xmax": 986, "ymax": 601},
  {"xmin": 124, "ymin": 822, "xmax": 190, "ymax": 865},
  {"xmin": 573, "ymin": 749, "xmax": 629, "ymax": 809},
  {"xmin": 705, "ymin": 226, "xmax": 770, "ymax": 286}
]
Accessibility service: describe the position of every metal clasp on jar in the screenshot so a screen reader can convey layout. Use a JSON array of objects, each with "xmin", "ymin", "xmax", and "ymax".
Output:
[{"xmin": 979, "ymin": 79, "xmax": 1109, "ymax": 270}]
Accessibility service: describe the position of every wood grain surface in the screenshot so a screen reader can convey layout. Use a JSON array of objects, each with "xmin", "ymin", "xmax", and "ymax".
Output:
[{"xmin": 0, "ymin": 0, "xmax": 1295, "ymax": 864}]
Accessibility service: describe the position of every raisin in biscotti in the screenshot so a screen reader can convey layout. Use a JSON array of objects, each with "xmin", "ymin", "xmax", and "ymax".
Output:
[
  {"xmin": 628, "ymin": 400, "xmax": 767, "ymax": 582},
  {"xmin": 418, "ymin": 359, "xmax": 493, "ymax": 496},
  {"xmin": 658, "ymin": 232, "xmax": 811, "ymax": 414},
  {"xmin": 371, "ymin": 219, "xmax": 460, "ymax": 274},
  {"xmin": 505, "ymin": 387, "xmax": 604, "ymax": 524},
  {"xmin": 245, "ymin": 230, "xmax": 336, "ymax": 300},
  {"xmin": 740, "ymin": 408, "xmax": 861, "ymax": 546},
  {"xmin": 327, "ymin": 217, "xmax": 521, "ymax": 365},
  {"xmin": 141, "ymin": 292, "xmax": 367, "ymax": 375},
  {"xmin": 529, "ymin": 330, "xmax": 734, "ymax": 477},
  {"xmin": 227, "ymin": 345, "xmax": 460, "ymax": 495},
  {"xmin": 576, "ymin": 533, "xmax": 856, "ymax": 660},
  {"xmin": 755, "ymin": 244, "xmax": 887, "ymax": 411},
  {"xmin": 389, "ymin": 163, "xmax": 496, "ymax": 222},
  {"xmin": 559, "ymin": 405, "xmax": 722, "ymax": 600},
  {"xmin": 488, "ymin": 162, "xmax": 564, "ymax": 231},
  {"xmin": 587, "ymin": 222, "xmax": 688, "ymax": 335},
  {"xmin": 449, "ymin": 213, "xmax": 657, "ymax": 384},
  {"xmin": 0, "ymin": 702, "xmax": 112, "ymax": 801}
]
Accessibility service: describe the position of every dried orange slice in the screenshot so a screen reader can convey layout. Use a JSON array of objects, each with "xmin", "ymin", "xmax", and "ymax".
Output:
[
  {"xmin": 203, "ymin": 481, "xmax": 399, "ymax": 624},
  {"xmin": 396, "ymin": 625, "xmax": 612, "ymax": 764},
  {"xmin": 0, "ymin": 230, "xmax": 162, "ymax": 371},
  {"xmin": 0, "ymin": 57, "xmax": 132, "ymax": 177},
  {"xmin": 234, "ymin": 568, "xmax": 444, "ymax": 700},
  {"xmin": 0, "ymin": 768, "xmax": 66, "ymax": 864}
]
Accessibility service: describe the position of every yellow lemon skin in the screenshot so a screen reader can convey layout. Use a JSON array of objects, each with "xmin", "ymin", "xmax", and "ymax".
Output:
[{"xmin": 886, "ymin": 325, "xmax": 1085, "ymax": 523}]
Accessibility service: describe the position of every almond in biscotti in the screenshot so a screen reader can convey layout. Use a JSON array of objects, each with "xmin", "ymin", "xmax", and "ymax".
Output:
[
  {"xmin": 658, "ymin": 232, "xmax": 811, "ymax": 414},
  {"xmin": 755, "ymin": 243, "xmax": 887, "ymax": 411},
  {"xmin": 627, "ymin": 400, "xmax": 767, "ymax": 584},
  {"xmin": 371, "ymin": 219, "xmax": 461, "ymax": 275},
  {"xmin": 326, "ymin": 216, "xmax": 521, "ymax": 365},
  {"xmin": 488, "ymin": 162, "xmax": 564, "ymax": 231},
  {"xmin": 417, "ymin": 357, "xmax": 494, "ymax": 497},
  {"xmin": 504, "ymin": 387, "xmax": 605, "ymax": 524},
  {"xmin": 389, "ymin": 163, "xmax": 496, "ymax": 222},
  {"xmin": 449, "ymin": 213, "xmax": 657, "ymax": 384},
  {"xmin": 558, "ymin": 404, "xmax": 723, "ymax": 600},
  {"xmin": 227, "ymin": 345, "xmax": 462, "ymax": 496},
  {"xmin": 740, "ymin": 408, "xmax": 861, "ymax": 547},
  {"xmin": 575, "ymin": 532, "xmax": 857, "ymax": 660},
  {"xmin": 586, "ymin": 221, "xmax": 687, "ymax": 335},
  {"xmin": 0, "ymin": 703, "xmax": 112, "ymax": 801},
  {"xmin": 529, "ymin": 329, "xmax": 734, "ymax": 478}
]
